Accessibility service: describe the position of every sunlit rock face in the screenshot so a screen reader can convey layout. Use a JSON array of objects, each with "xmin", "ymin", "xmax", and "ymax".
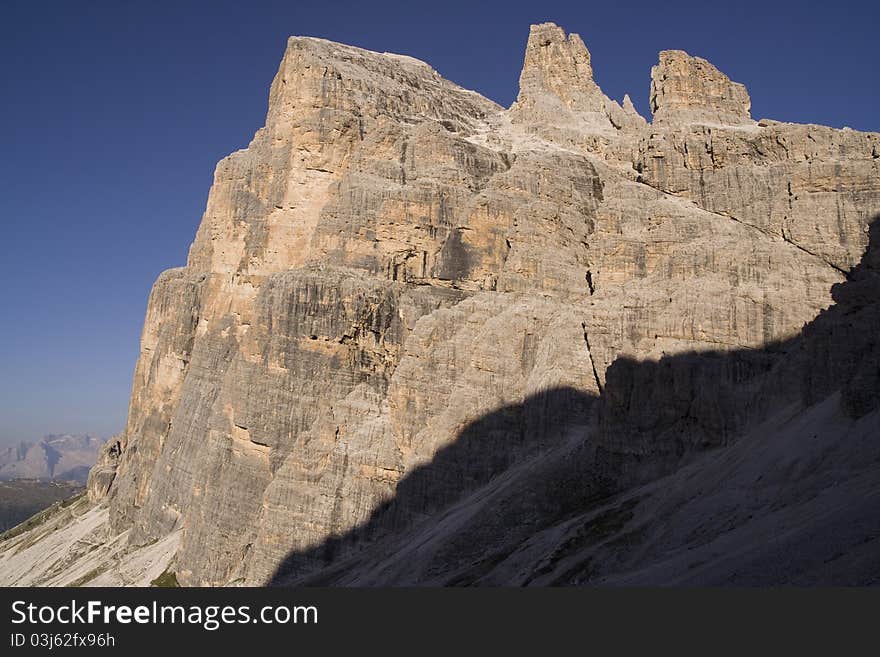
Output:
[{"xmin": 7, "ymin": 23, "xmax": 878, "ymax": 587}]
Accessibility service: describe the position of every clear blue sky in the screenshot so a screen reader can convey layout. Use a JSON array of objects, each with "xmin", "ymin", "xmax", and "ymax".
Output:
[{"xmin": 1, "ymin": 0, "xmax": 877, "ymax": 445}]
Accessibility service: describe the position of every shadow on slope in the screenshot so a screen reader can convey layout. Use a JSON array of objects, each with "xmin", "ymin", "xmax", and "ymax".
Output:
[{"xmin": 270, "ymin": 217, "xmax": 880, "ymax": 586}]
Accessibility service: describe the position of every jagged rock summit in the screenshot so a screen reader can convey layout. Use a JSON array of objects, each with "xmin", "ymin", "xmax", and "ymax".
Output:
[
  {"xmin": 650, "ymin": 49, "xmax": 752, "ymax": 125},
  {"xmin": 1, "ymin": 23, "xmax": 878, "ymax": 587},
  {"xmin": 516, "ymin": 23, "xmax": 625, "ymax": 118},
  {"xmin": 511, "ymin": 22, "xmax": 645, "ymax": 152}
]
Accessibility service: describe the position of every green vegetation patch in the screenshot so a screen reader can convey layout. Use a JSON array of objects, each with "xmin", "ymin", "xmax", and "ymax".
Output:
[
  {"xmin": 0, "ymin": 482, "xmax": 84, "ymax": 540},
  {"xmin": 67, "ymin": 567, "xmax": 102, "ymax": 588},
  {"xmin": 151, "ymin": 569, "xmax": 180, "ymax": 587}
]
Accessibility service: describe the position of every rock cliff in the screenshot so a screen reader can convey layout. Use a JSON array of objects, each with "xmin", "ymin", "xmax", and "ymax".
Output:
[{"xmin": 2, "ymin": 23, "xmax": 878, "ymax": 586}]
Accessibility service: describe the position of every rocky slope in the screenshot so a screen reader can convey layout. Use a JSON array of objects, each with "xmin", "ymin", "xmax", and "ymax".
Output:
[
  {"xmin": 0, "ymin": 480, "xmax": 84, "ymax": 533},
  {"xmin": 2, "ymin": 22, "xmax": 877, "ymax": 586}
]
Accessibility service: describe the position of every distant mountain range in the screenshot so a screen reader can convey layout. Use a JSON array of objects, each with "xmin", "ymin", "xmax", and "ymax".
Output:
[{"xmin": 0, "ymin": 435, "xmax": 107, "ymax": 483}]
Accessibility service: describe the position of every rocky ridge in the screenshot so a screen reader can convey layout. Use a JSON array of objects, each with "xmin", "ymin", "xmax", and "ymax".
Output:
[{"xmin": 2, "ymin": 23, "xmax": 877, "ymax": 586}]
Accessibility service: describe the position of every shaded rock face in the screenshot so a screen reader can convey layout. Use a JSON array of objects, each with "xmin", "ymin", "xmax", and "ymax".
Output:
[
  {"xmin": 271, "ymin": 221, "xmax": 880, "ymax": 586},
  {"xmin": 81, "ymin": 24, "xmax": 877, "ymax": 586}
]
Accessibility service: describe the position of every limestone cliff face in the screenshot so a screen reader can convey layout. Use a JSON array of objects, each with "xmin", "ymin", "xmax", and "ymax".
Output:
[{"xmin": 7, "ymin": 24, "xmax": 878, "ymax": 587}]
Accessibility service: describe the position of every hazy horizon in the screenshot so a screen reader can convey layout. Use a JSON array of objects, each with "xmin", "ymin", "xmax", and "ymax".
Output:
[{"xmin": 2, "ymin": 0, "xmax": 878, "ymax": 446}]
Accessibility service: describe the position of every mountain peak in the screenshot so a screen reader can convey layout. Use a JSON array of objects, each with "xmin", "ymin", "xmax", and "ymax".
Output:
[
  {"xmin": 511, "ymin": 23, "xmax": 645, "ymax": 143},
  {"xmin": 516, "ymin": 22, "xmax": 604, "ymax": 112},
  {"xmin": 650, "ymin": 49, "xmax": 752, "ymax": 125}
]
